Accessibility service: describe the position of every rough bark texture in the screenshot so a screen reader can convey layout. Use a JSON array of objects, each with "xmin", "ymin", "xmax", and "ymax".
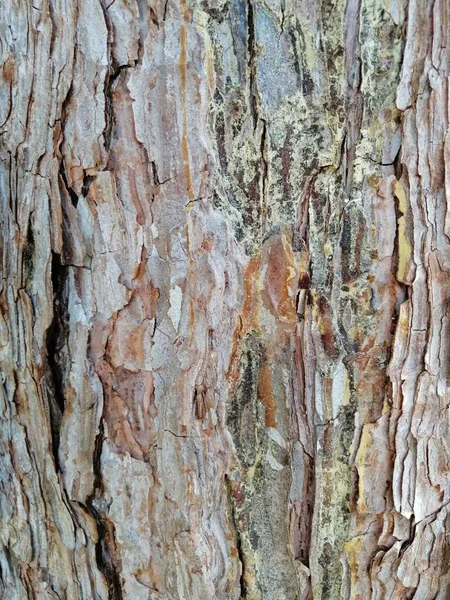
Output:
[{"xmin": 1, "ymin": 0, "xmax": 449, "ymax": 598}]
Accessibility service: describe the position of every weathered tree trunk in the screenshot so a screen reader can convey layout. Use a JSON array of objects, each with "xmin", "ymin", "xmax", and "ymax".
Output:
[{"xmin": 1, "ymin": 0, "xmax": 449, "ymax": 598}]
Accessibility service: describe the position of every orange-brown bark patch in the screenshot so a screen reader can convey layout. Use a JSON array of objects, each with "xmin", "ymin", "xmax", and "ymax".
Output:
[
  {"xmin": 241, "ymin": 254, "xmax": 261, "ymax": 332},
  {"xmin": 262, "ymin": 234, "xmax": 297, "ymax": 323},
  {"xmin": 258, "ymin": 361, "xmax": 277, "ymax": 428}
]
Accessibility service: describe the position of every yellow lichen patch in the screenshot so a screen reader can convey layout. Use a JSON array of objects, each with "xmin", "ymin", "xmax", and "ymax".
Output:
[
  {"xmin": 395, "ymin": 299, "xmax": 410, "ymax": 340},
  {"xmin": 246, "ymin": 448, "xmax": 263, "ymax": 484},
  {"xmin": 394, "ymin": 179, "xmax": 407, "ymax": 214},
  {"xmin": 323, "ymin": 240, "xmax": 333, "ymax": 259},
  {"xmin": 396, "ymin": 215, "xmax": 411, "ymax": 282},
  {"xmin": 368, "ymin": 174, "xmax": 380, "ymax": 189},
  {"xmin": 354, "ymin": 424, "xmax": 374, "ymax": 513},
  {"xmin": 344, "ymin": 535, "xmax": 364, "ymax": 587},
  {"xmin": 394, "ymin": 180, "xmax": 411, "ymax": 283}
]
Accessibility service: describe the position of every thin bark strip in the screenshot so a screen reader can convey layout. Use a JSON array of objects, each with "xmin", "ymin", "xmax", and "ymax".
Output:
[{"xmin": 0, "ymin": 0, "xmax": 449, "ymax": 598}]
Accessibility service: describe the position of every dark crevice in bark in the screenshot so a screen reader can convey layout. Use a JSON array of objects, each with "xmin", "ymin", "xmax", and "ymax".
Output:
[
  {"xmin": 366, "ymin": 146, "xmax": 402, "ymax": 168},
  {"xmin": 104, "ymin": 64, "xmax": 134, "ymax": 153},
  {"xmin": 22, "ymin": 216, "xmax": 35, "ymax": 289},
  {"xmin": 82, "ymin": 174, "xmax": 96, "ymax": 198},
  {"xmin": 193, "ymin": 386, "xmax": 203, "ymax": 420},
  {"xmin": 337, "ymin": 132, "xmax": 347, "ymax": 173},
  {"xmin": 279, "ymin": 0, "xmax": 286, "ymax": 34},
  {"xmin": 294, "ymin": 453, "xmax": 315, "ymax": 565},
  {"xmin": 288, "ymin": 26, "xmax": 303, "ymax": 89},
  {"xmin": 164, "ymin": 428, "xmax": 189, "ymax": 438},
  {"xmin": 102, "ymin": 0, "xmax": 138, "ymax": 156},
  {"xmin": 148, "ymin": 5, "xmax": 160, "ymax": 29},
  {"xmin": 381, "ymin": 166, "xmax": 409, "ymax": 452},
  {"xmin": 288, "ymin": 22, "xmax": 315, "ymax": 96},
  {"xmin": 45, "ymin": 251, "xmax": 69, "ymax": 469},
  {"xmin": 94, "ymin": 517, "xmax": 124, "ymax": 600},
  {"xmin": 391, "ymin": 151, "xmax": 408, "ymax": 319},
  {"xmin": 260, "ymin": 119, "xmax": 269, "ymax": 236},
  {"xmin": 225, "ymin": 475, "xmax": 246, "ymax": 599},
  {"xmin": 102, "ymin": 0, "xmax": 115, "ymax": 156},
  {"xmin": 247, "ymin": 0, "xmax": 258, "ymax": 130},
  {"xmin": 151, "ymin": 160, "xmax": 160, "ymax": 186},
  {"xmin": 291, "ymin": 284, "xmax": 315, "ymax": 567},
  {"xmin": 350, "ymin": 464, "xmax": 360, "ymax": 513},
  {"xmin": 87, "ymin": 420, "xmax": 124, "ymax": 600},
  {"xmin": 60, "ymin": 80, "xmax": 75, "ymax": 125},
  {"xmin": 393, "ymin": 146, "xmax": 402, "ymax": 181},
  {"xmin": 47, "ymin": 0, "xmax": 58, "ymax": 60},
  {"xmin": 59, "ymin": 162, "xmax": 78, "ymax": 207},
  {"xmin": 397, "ymin": 515, "xmax": 416, "ymax": 556},
  {"xmin": 136, "ymin": 0, "xmax": 150, "ymax": 63},
  {"xmin": 342, "ymin": 61, "xmax": 363, "ymax": 191}
]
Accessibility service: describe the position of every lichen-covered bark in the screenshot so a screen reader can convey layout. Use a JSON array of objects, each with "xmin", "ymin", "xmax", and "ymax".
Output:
[{"xmin": 0, "ymin": 0, "xmax": 449, "ymax": 598}]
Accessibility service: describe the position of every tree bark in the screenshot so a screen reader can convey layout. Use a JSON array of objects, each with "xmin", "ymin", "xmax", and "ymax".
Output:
[{"xmin": 1, "ymin": 0, "xmax": 449, "ymax": 598}]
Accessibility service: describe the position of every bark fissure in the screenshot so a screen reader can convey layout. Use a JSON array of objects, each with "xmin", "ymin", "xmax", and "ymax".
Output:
[
  {"xmin": 247, "ymin": 0, "xmax": 258, "ymax": 131},
  {"xmin": 44, "ymin": 252, "xmax": 69, "ymax": 468},
  {"xmin": 225, "ymin": 474, "xmax": 250, "ymax": 600},
  {"xmin": 88, "ymin": 421, "xmax": 124, "ymax": 600},
  {"xmin": 59, "ymin": 162, "xmax": 79, "ymax": 207},
  {"xmin": 104, "ymin": 64, "xmax": 134, "ymax": 153}
]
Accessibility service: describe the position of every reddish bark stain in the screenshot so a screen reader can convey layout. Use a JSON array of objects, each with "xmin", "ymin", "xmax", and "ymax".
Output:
[
  {"xmin": 317, "ymin": 295, "xmax": 339, "ymax": 358},
  {"xmin": 201, "ymin": 236, "xmax": 213, "ymax": 252},
  {"xmin": 263, "ymin": 236, "xmax": 297, "ymax": 323},
  {"xmin": 241, "ymin": 254, "xmax": 261, "ymax": 332},
  {"xmin": 258, "ymin": 362, "xmax": 277, "ymax": 428},
  {"xmin": 3, "ymin": 55, "xmax": 15, "ymax": 84},
  {"xmin": 127, "ymin": 165, "xmax": 146, "ymax": 225}
]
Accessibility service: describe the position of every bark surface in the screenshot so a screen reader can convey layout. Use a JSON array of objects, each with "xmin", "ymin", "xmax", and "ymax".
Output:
[{"xmin": 0, "ymin": 0, "xmax": 449, "ymax": 598}]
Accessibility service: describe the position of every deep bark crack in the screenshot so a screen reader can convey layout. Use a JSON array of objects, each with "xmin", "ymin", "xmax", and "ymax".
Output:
[
  {"xmin": 225, "ymin": 474, "xmax": 247, "ymax": 599},
  {"xmin": 59, "ymin": 162, "xmax": 79, "ymax": 207},
  {"xmin": 44, "ymin": 251, "xmax": 69, "ymax": 470},
  {"xmin": 87, "ymin": 420, "xmax": 124, "ymax": 600},
  {"xmin": 247, "ymin": 0, "xmax": 258, "ymax": 131}
]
